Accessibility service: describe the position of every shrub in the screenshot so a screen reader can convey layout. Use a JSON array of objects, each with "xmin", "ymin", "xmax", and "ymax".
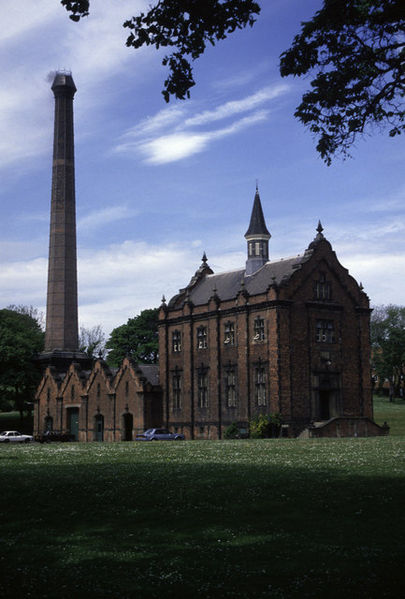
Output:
[
  {"xmin": 249, "ymin": 413, "xmax": 281, "ymax": 438},
  {"xmin": 224, "ymin": 422, "xmax": 241, "ymax": 439}
]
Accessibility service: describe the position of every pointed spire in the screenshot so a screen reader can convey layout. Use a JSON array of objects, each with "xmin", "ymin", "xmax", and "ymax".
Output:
[
  {"xmin": 317, "ymin": 220, "xmax": 324, "ymax": 234},
  {"xmin": 245, "ymin": 186, "xmax": 271, "ymax": 275},
  {"xmin": 202, "ymin": 252, "xmax": 207, "ymax": 264},
  {"xmin": 245, "ymin": 187, "xmax": 271, "ymax": 238}
]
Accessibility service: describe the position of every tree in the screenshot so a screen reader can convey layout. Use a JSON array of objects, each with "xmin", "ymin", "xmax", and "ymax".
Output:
[
  {"xmin": 61, "ymin": 0, "xmax": 260, "ymax": 101},
  {"xmin": 0, "ymin": 308, "xmax": 45, "ymax": 416},
  {"xmin": 279, "ymin": 0, "xmax": 405, "ymax": 164},
  {"xmin": 60, "ymin": 0, "xmax": 404, "ymax": 162},
  {"xmin": 79, "ymin": 324, "xmax": 106, "ymax": 359},
  {"xmin": 7, "ymin": 304, "xmax": 45, "ymax": 330},
  {"xmin": 370, "ymin": 304, "xmax": 405, "ymax": 398},
  {"xmin": 105, "ymin": 308, "xmax": 159, "ymax": 367}
]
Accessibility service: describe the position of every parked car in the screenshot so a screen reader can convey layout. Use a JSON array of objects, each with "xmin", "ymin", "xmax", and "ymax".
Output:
[
  {"xmin": 35, "ymin": 431, "xmax": 75, "ymax": 443},
  {"xmin": 135, "ymin": 428, "xmax": 185, "ymax": 441},
  {"xmin": 0, "ymin": 430, "xmax": 34, "ymax": 443}
]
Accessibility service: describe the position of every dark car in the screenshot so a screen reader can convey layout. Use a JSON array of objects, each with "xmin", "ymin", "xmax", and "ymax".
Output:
[
  {"xmin": 35, "ymin": 431, "xmax": 75, "ymax": 443},
  {"xmin": 135, "ymin": 428, "xmax": 185, "ymax": 441}
]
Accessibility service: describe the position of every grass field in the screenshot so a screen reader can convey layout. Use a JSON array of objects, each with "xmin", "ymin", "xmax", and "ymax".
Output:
[
  {"xmin": 373, "ymin": 396, "xmax": 405, "ymax": 435},
  {"xmin": 1, "ymin": 435, "xmax": 405, "ymax": 598}
]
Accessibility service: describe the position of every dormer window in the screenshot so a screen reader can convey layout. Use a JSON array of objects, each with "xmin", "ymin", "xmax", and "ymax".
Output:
[
  {"xmin": 253, "ymin": 317, "xmax": 265, "ymax": 341},
  {"xmin": 315, "ymin": 273, "xmax": 331, "ymax": 300},
  {"xmin": 172, "ymin": 330, "xmax": 182, "ymax": 352},
  {"xmin": 224, "ymin": 322, "xmax": 235, "ymax": 345},
  {"xmin": 197, "ymin": 326, "xmax": 208, "ymax": 349}
]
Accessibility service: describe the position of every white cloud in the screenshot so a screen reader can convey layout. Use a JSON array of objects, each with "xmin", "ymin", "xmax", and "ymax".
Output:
[
  {"xmin": 138, "ymin": 132, "xmax": 210, "ymax": 164},
  {"xmin": 0, "ymin": 0, "xmax": 149, "ymax": 172},
  {"xmin": 78, "ymin": 205, "xmax": 139, "ymax": 233},
  {"xmin": 115, "ymin": 83, "xmax": 288, "ymax": 164},
  {"xmin": 119, "ymin": 108, "xmax": 270, "ymax": 164},
  {"xmin": 122, "ymin": 105, "xmax": 187, "ymax": 140},
  {"xmin": 184, "ymin": 84, "xmax": 288, "ymax": 127}
]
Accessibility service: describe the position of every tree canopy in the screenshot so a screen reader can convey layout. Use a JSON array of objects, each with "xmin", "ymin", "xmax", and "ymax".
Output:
[
  {"xmin": 60, "ymin": 0, "xmax": 404, "ymax": 162},
  {"xmin": 371, "ymin": 304, "xmax": 405, "ymax": 396},
  {"xmin": 280, "ymin": 0, "xmax": 405, "ymax": 164},
  {"xmin": 0, "ymin": 308, "xmax": 44, "ymax": 413},
  {"xmin": 105, "ymin": 308, "xmax": 159, "ymax": 367}
]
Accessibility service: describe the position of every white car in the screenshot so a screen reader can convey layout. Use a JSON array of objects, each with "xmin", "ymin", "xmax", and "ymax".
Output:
[{"xmin": 0, "ymin": 430, "xmax": 34, "ymax": 443}]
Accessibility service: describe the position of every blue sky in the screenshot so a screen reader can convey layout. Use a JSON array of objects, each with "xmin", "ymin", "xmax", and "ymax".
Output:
[{"xmin": 1, "ymin": 0, "xmax": 404, "ymax": 336}]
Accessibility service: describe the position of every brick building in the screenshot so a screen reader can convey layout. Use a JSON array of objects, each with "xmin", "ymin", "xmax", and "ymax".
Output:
[
  {"xmin": 34, "ymin": 72, "xmax": 385, "ymax": 440},
  {"xmin": 34, "ymin": 358, "xmax": 161, "ymax": 441},
  {"xmin": 158, "ymin": 188, "xmax": 384, "ymax": 439}
]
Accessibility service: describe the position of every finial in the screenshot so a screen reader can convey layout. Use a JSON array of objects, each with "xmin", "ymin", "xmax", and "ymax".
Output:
[
  {"xmin": 161, "ymin": 294, "xmax": 166, "ymax": 305},
  {"xmin": 359, "ymin": 282, "xmax": 364, "ymax": 291},
  {"xmin": 317, "ymin": 220, "xmax": 324, "ymax": 234},
  {"xmin": 202, "ymin": 252, "xmax": 207, "ymax": 264},
  {"xmin": 256, "ymin": 179, "xmax": 259, "ymax": 192}
]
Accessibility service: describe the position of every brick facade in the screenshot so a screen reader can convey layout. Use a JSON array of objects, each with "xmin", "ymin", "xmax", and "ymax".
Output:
[
  {"xmin": 35, "ymin": 191, "xmax": 378, "ymax": 440},
  {"xmin": 34, "ymin": 358, "xmax": 162, "ymax": 441},
  {"xmin": 158, "ymin": 203, "xmax": 375, "ymax": 439}
]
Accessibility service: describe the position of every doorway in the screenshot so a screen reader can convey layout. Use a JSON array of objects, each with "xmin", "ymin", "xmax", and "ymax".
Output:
[
  {"xmin": 95, "ymin": 414, "xmax": 104, "ymax": 441},
  {"xmin": 67, "ymin": 408, "xmax": 79, "ymax": 440},
  {"xmin": 122, "ymin": 413, "xmax": 133, "ymax": 441},
  {"xmin": 319, "ymin": 390, "xmax": 330, "ymax": 420}
]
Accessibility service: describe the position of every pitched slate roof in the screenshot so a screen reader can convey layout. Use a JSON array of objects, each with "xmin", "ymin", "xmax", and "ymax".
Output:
[
  {"xmin": 137, "ymin": 364, "xmax": 159, "ymax": 386},
  {"xmin": 169, "ymin": 251, "xmax": 312, "ymax": 308}
]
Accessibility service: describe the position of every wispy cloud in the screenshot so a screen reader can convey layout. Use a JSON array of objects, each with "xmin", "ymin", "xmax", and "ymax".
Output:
[
  {"xmin": 184, "ymin": 84, "xmax": 288, "ymax": 127},
  {"xmin": 0, "ymin": 0, "xmax": 149, "ymax": 172},
  {"xmin": 133, "ymin": 110, "xmax": 269, "ymax": 164},
  {"xmin": 78, "ymin": 205, "xmax": 139, "ymax": 233},
  {"xmin": 115, "ymin": 83, "xmax": 288, "ymax": 164}
]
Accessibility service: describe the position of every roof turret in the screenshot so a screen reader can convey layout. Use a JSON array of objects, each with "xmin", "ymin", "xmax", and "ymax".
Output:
[{"xmin": 245, "ymin": 187, "xmax": 270, "ymax": 239}]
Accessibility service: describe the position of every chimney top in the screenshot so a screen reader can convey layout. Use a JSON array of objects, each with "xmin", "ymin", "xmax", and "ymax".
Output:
[{"xmin": 51, "ymin": 71, "xmax": 76, "ymax": 96}]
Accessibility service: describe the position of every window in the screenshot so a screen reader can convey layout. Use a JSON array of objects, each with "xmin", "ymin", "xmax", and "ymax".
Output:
[
  {"xmin": 224, "ymin": 322, "xmax": 235, "ymax": 346},
  {"xmin": 47, "ymin": 388, "xmax": 51, "ymax": 403},
  {"xmin": 172, "ymin": 330, "xmax": 182, "ymax": 352},
  {"xmin": 125, "ymin": 381, "xmax": 129, "ymax": 397},
  {"xmin": 97, "ymin": 382, "xmax": 101, "ymax": 398},
  {"xmin": 253, "ymin": 317, "xmax": 265, "ymax": 341},
  {"xmin": 225, "ymin": 368, "xmax": 237, "ymax": 407},
  {"xmin": 315, "ymin": 273, "xmax": 331, "ymax": 300},
  {"xmin": 172, "ymin": 371, "xmax": 182, "ymax": 410},
  {"xmin": 316, "ymin": 320, "xmax": 335, "ymax": 343},
  {"xmin": 255, "ymin": 366, "xmax": 266, "ymax": 406},
  {"xmin": 197, "ymin": 326, "xmax": 208, "ymax": 349},
  {"xmin": 197, "ymin": 371, "xmax": 208, "ymax": 408},
  {"xmin": 71, "ymin": 385, "xmax": 75, "ymax": 400}
]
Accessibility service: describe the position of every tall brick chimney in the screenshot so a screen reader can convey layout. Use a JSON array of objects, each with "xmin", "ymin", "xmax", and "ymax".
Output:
[{"xmin": 38, "ymin": 72, "xmax": 90, "ymax": 370}]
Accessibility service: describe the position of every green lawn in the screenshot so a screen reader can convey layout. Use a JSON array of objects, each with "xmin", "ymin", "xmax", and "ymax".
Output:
[
  {"xmin": 373, "ymin": 395, "xmax": 405, "ymax": 435},
  {"xmin": 1, "ymin": 438, "xmax": 405, "ymax": 598}
]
